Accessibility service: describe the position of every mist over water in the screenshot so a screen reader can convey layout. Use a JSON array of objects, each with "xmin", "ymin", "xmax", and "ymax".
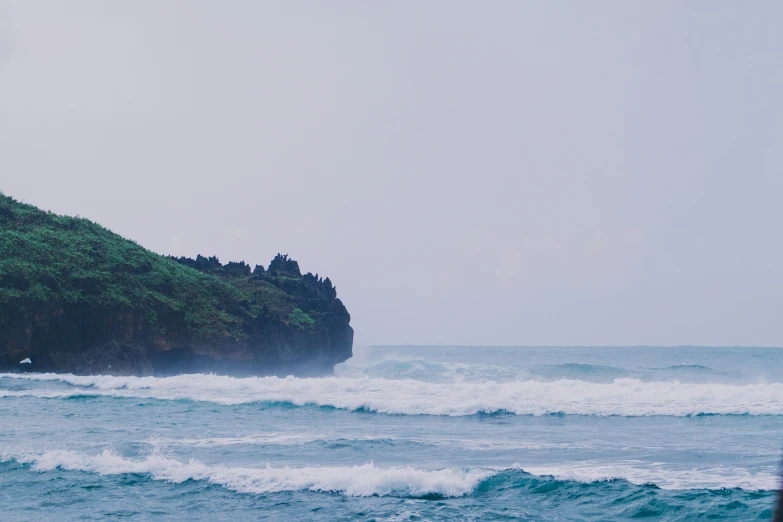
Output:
[{"xmin": 0, "ymin": 346, "xmax": 780, "ymax": 520}]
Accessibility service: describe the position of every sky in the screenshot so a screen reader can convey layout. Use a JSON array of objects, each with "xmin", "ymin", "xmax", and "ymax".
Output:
[{"xmin": 1, "ymin": 1, "xmax": 782, "ymax": 347}]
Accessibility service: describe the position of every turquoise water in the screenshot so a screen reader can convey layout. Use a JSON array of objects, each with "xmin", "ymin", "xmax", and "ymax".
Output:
[{"xmin": 1, "ymin": 346, "xmax": 781, "ymax": 520}]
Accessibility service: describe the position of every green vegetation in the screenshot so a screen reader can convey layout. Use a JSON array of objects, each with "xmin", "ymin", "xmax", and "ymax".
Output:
[
  {"xmin": 288, "ymin": 308, "xmax": 316, "ymax": 329},
  {"xmin": 0, "ymin": 193, "xmax": 343, "ymax": 342}
]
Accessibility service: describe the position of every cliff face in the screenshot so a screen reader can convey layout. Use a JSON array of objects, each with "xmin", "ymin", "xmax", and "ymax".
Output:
[{"xmin": 0, "ymin": 194, "xmax": 353, "ymax": 376}]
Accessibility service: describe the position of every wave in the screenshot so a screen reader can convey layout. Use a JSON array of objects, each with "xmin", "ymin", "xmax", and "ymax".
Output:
[
  {"xmin": 540, "ymin": 363, "xmax": 624, "ymax": 373},
  {"xmin": 148, "ymin": 433, "xmax": 397, "ymax": 448},
  {"xmin": 3, "ymin": 373, "xmax": 783, "ymax": 416},
  {"xmin": 147, "ymin": 433, "xmax": 579, "ymax": 451},
  {"xmin": 337, "ymin": 357, "xmax": 717, "ymax": 383},
  {"xmin": 528, "ymin": 363, "xmax": 631, "ymax": 381},
  {"xmin": 520, "ymin": 461, "xmax": 778, "ymax": 492},
  {"xmin": 334, "ymin": 358, "xmax": 531, "ymax": 383},
  {"xmin": 658, "ymin": 364, "xmax": 713, "ymax": 371},
  {"xmin": 2, "ymin": 450, "xmax": 492, "ymax": 498},
  {"xmin": 2, "ymin": 450, "xmax": 776, "ymax": 494}
]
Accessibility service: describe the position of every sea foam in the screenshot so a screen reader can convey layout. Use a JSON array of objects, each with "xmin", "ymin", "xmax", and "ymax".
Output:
[
  {"xmin": 3, "ymin": 450, "xmax": 492, "ymax": 498},
  {"xmin": 3, "ymin": 372, "xmax": 783, "ymax": 416},
  {"xmin": 2, "ymin": 450, "xmax": 776, "ymax": 493},
  {"xmin": 519, "ymin": 461, "xmax": 778, "ymax": 491}
]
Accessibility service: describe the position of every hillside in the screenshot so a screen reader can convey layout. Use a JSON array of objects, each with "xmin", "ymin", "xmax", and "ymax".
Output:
[{"xmin": 0, "ymin": 193, "xmax": 353, "ymax": 375}]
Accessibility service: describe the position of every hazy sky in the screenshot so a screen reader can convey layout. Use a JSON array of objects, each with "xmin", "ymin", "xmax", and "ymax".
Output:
[{"xmin": 1, "ymin": 1, "xmax": 782, "ymax": 347}]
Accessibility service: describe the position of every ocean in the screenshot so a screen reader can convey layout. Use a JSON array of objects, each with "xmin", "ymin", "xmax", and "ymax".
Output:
[{"xmin": 1, "ymin": 346, "xmax": 781, "ymax": 520}]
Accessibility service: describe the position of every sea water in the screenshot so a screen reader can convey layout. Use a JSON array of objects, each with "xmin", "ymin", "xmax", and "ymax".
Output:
[{"xmin": 1, "ymin": 346, "xmax": 781, "ymax": 520}]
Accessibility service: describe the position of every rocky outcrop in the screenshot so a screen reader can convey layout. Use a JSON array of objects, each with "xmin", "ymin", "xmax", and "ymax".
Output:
[
  {"xmin": 0, "ymin": 194, "xmax": 353, "ymax": 376},
  {"xmin": 0, "ymin": 258, "xmax": 353, "ymax": 376}
]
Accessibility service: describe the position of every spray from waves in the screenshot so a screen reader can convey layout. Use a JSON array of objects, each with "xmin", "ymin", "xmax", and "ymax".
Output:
[
  {"xmin": 4, "ymin": 372, "xmax": 783, "ymax": 416},
  {"xmin": 1, "ymin": 450, "xmax": 492, "ymax": 498},
  {"xmin": 1, "ymin": 450, "xmax": 776, "ymax": 493}
]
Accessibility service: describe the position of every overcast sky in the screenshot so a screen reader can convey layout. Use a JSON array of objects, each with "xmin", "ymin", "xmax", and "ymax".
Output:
[{"xmin": 1, "ymin": 1, "xmax": 782, "ymax": 347}]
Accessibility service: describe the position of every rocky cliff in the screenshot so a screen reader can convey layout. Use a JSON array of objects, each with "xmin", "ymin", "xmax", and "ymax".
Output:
[{"xmin": 0, "ymin": 194, "xmax": 353, "ymax": 376}]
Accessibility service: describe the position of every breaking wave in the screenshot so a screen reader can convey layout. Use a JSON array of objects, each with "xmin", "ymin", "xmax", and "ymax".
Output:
[
  {"xmin": 2, "ymin": 450, "xmax": 493, "ymax": 498},
  {"xmin": 1, "ymin": 450, "xmax": 776, "ymax": 494},
  {"xmin": 3, "ymin": 372, "xmax": 783, "ymax": 417}
]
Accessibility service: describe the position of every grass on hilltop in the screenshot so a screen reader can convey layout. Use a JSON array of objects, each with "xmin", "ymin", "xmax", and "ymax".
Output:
[{"xmin": 0, "ymin": 193, "xmax": 321, "ymax": 341}]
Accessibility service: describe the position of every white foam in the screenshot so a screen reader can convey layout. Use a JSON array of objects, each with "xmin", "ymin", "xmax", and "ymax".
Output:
[
  {"xmin": 519, "ymin": 460, "xmax": 779, "ymax": 491},
  {"xmin": 3, "ymin": 450, "xmax": 775, "ymax": 492},
  {"xmin": 4, "ymin": 450, "xmax": 492, "ymax": 498},
  {"xmin": 3, "ymin": 373, "xmax": 783, "ymax": 416}
]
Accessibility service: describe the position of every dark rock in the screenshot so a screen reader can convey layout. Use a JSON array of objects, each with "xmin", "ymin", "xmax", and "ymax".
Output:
[
  {"xmin": 49, "ymin": 340, "xmax": 153, "ymax": 376},
  {"xmin": 268, "ymin": 254, "xmax": 302, "ymax": 277}
]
